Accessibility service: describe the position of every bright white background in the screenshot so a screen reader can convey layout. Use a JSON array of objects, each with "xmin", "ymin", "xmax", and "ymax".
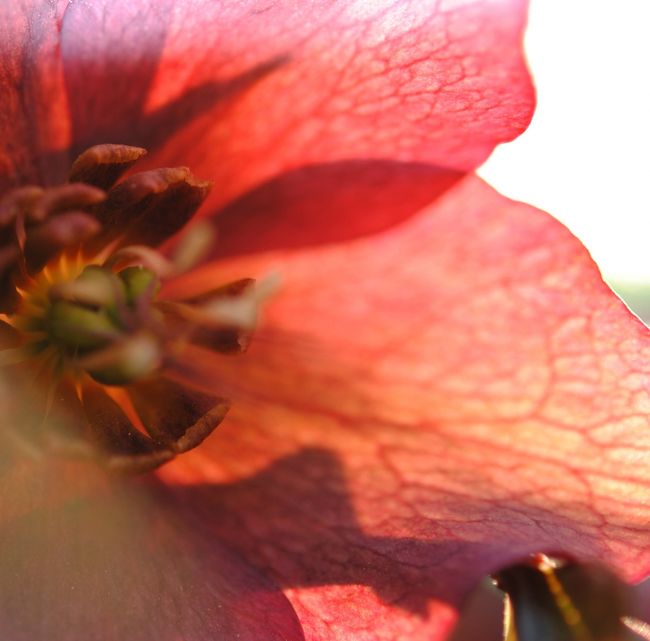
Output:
[{"xmin": 479, "ymin": 0, "xmax": 650, "ymax": 285}]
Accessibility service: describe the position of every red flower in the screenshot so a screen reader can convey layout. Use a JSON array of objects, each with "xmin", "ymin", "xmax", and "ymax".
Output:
[{"xmin": 1, "ymin": 1, "xmax": 649, "ymax": 640}]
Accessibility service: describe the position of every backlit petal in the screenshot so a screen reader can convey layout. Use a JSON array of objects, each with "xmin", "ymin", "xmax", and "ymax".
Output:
[
  {"xmin": 59, "ymin": 0, "xmax": 534, "ymax": 210},
  {"xmin": 163, "ymin": 175, "xmax": 650, "ymax": 640},
  {"xmin": 0, "ymin": 1, "xmax": 70, "ymax": 187}
]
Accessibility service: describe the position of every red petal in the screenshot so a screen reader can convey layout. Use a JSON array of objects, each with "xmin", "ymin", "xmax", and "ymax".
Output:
[
  {"xmin": 162, "ymin": 175, "xmax": 650, "ymax": 640},
  {"xmin": 0, "ymin": 2, "xmax": 71, "ymax": 188},
  {"xmin": 59, "ymin": 0, "xmax": 534, "ymax": 209},
  {"xmin": 0, "ymin": 460, "xmax": 304, "ymax": 640}
]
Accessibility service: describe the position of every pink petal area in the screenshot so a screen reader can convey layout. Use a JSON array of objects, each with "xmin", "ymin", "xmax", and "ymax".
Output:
[
  {"xmin": 0, "ymin": 461, "xmax": 304, "ymax": 641},
  {"xmin": 60, "ymin": 0, "xmax": 534, "ymax": 210},
  {"xmin": 162, "ymin": 175, "xmax": 650, "ymax": 641},
  {"xmin": 0, "ymin": 2, "xmax": 71, "ymax": 188}
]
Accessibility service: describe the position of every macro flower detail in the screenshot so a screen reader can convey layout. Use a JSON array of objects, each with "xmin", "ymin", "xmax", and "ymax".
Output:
[
  {"xmin": 1, "ymin": 1, "xmax": 649, "ymax": 641},
  {"xmin": 494, "ymin": 555, "xmax": 627, "ymax": 641},
  {"xmin": 0, "ymin": 144, "xmax": 261, "ymax": 472}
]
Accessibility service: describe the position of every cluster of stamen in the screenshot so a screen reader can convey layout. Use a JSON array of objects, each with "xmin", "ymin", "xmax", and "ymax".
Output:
[
  {"xmin": 0, "ymin": 144, "xmax": 261, "ymax": 472},
  {"xmin": 7, "ymin": 255, "xmax": 163, "ymax": 385}
]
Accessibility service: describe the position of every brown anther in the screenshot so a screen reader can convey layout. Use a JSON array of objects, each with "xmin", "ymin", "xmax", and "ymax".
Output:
[
  {"xmin": 0, "ymin": 143, "xmax": 257, "ymax": 474},
  {"xmin": 184, "ymin": 277, "xmax": 256, "ymax": 304},
  {"xmin": 160, "ymin": 278, "xmax": 256, "ymax": 353},
  {"xmin": 162, "ymin": 303, "xmax": 252, "ymax": 354},
  {"xmin": 127, "ymin": 377, "xmax": 229, "ymax": 453},
  {"xmin": 81, "ymin": 384, "xmax": 175, "ymax": 473},
  {"xmin": 104, "ymin": 245, "xmax": 177, "ymax": 277},
  {"xmin": 29, "ymin": 183, "xmax": 106, "ymax": 222},
  {"xmin": 24, "ymin": 212, "xmax": 101, "ymax": 272},
  {"xmin": 0, "ymin": 182, "xmax": 107, "ymax": 310},
  {"xmin": 0, "ymin": 186, "xmax": 43, "ymax": 226},
  {"xmin": 94, "ymin": 167, "xmax": 211, "ymax": 248},
  {"xmin": 68, "ymin": 144, "xmax": 147, "ymax": 190}
]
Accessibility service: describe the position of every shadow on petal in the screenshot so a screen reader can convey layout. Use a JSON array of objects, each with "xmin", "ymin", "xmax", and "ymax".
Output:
[
  {"xmin": 61, "ymin": 0, "xmax": 287, "ymax": 163},
  {"xmin": 166, "ymin": 448, "xmax": 570, "ymax": 617},
  {"xmin": 165, "ymin": 446, "xmax": 650, "ymax": 638},
  {"xmin": 208, "ymin": 161, "xmax": 463, "ymax": 259},
  {"xmin": 70, "ymin": 57, "xmax": 286, "ymax": 163},
  {"xmin": 162, "ymin": 175, "xmax": 650, "ymax": 639}
]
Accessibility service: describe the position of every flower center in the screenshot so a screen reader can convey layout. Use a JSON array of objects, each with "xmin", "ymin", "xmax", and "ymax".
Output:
[
  {"xmin": 0, "ymin": 143, "xmax": 263, "ymax": 473},
  {"xmin": 9, "ymin": 254, "xmax": 163, "ymax": 386}
]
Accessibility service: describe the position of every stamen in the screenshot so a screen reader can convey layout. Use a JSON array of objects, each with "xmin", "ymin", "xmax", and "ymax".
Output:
[
  {"xmin": 68, "ymin": 144, "xmax": 147, "ymax": 190},
  {"xmin": 172, "ymin": 221, "xmax": 216, "ymax": 272},
  {"xmin": 78, "ymin": 333, "xmax": 162, "ymax": 386},
  {"xmin": 202, "ymin": 272, "xmax": 280, "ymax": 329},
  {"xmin": 0, "ymin": 144, "xmax": 269, "ymax": 472},
  {"xmin": 104, "ymin": 245, "xmax": 177, "ymax": 277}
]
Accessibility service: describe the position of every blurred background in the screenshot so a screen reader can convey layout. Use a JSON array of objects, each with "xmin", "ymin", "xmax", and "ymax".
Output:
[{"xmin": 479, "ymin": 0, "xmax": 650, "ymax": 322}]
